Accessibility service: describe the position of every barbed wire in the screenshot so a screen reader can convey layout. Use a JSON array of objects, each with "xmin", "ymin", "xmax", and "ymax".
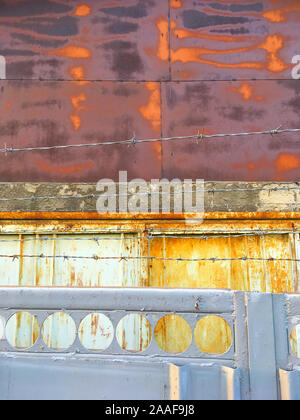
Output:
[
  {"xmin": 0, "ymin": 253, "xmax": 298, "ymax": 263},
  {"xmin": 1, "ymin": 127, "xmax": 299, "ymax": 154},
  {"xmin": 0, "ymin": 229, "xmax": 298, "ymax": 244},
  {"xmin": 0, "ymin": 185, "xmax": 299, "ymax": 204}
]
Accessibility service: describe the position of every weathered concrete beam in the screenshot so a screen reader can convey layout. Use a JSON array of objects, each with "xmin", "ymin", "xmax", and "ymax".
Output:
[{"xmin": 0, "ymin": 182, "xmax": 298, "ymax": 213}]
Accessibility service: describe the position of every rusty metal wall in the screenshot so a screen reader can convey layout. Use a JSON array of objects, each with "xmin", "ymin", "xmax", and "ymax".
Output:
[
  {"xmin": 0, "ymin": 0, "xmax": 299, "ymax": 182},
  {"xmin": 0, "ymin": 218, "xmax": 299, "ymax": 293}
]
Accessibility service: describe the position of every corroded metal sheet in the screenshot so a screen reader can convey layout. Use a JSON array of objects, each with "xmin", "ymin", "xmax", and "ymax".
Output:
[
  {"xmin": 0, "ymin": 0, "xmax": 169, "ymax": 81},
  {"xmin": 0, "ymin": 1, "xmax": 298, "ymax": 182},
  {"xmin": 0, "ymin": 233, "xmax": 146, "ymax": 287},
  {"xmin": 0, "ymin": 80, "xmax": 162, "ymax": 181},
  {"xmin": 161, "ymin": 80, "xmax": 300, "ymax": 181},
  {"xmin": 0, "ymin": 79, "xmax": 299, "ymax": 181},
  {"xmin": 148, "ymin": 233, "xmax": 295, "ymax": 293},
  {"xmin": 0, "ymin": 226, "xmax": 298, "ymax": 294},
  {"xmin": 170, "ymin": 0, "xmax": 300, "ymax": 80}
]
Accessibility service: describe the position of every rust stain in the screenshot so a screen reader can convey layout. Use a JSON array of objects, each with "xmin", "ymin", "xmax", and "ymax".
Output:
[
  {"xmin": 156, "ymin": 18, "xmax": 169, "ymax": 62},
  {"xmin": 168, "ymin": 17, "xmax": 291, "ymax": 75},
  {"xmin": 16, "ymin": 312, "xmax": 22, "ymax": 330},
  {"xmin": 35, "ymin": 159, "xmax": 94, "ymax": 174},
  {"xmin": 48, "ymin": 46, "xmax": 91, "ymax": 59},
  {"xmin": 173, "ymin": 22, "xmax": 253, "ymax": 43},
  {"xmin": 75, "ymin": 4, "xmax": 92, "ymax": 16},
  {"xmin": 235, "ymin": 153, "xmax": 300, "ymax": 175},
  {"xmin": 170, "ymin": 0, "xmax": 183, "ymax": 8},
  {"xmin": 70, "ymin": 266, "xmax": 76, "ymax": 286},
  {"xmin": 155, "ymin": 314, "xmax": 192, "ymax": 353},
  {"xmin": 263, "ymin": 5, "xmax": 300, "ymax": 23},
  {"xmin": 171, "ymin": 46, "xmax": 264, "ymax": 69},
  {"xmin": 91, "ymin": 313, "xmax": 99, "ymax": 336},
  {"xmin": 276, "ymin": 153, "xmax": 300, "ymax": 173},
  {"xmin": 0, "ymin": 211, "xmax": 299, "ymax": 220},
  {"xmin": 231, "ymin": 82, "xmax": 264, "ymax": 102},
  {"xmin": 71, "ymin": 93, "xmax": 87, "ymax": 111},
  {"xmin": 232, "ymin": 82, "xmax": 253, "ymax": 101},
  {"xmin": 149, "ymin": 231, "xmax": 295, "ymax": 294},
  {"xmin": 69, "ymin": 66, "xmax": 85, "ymax": 80},
  {"xmin": 263, "ymin": 9, "xmax": 286, "ymax": 23},
  {"xmin": 258, "ymin": 34, "xmax": 288, "ymax": 73},
  {"xmin": 69, "ymin": 114, "xmax": 82, "ymax": 131},
  {"xmin": 194, "ymin": 316, "xmax": 232, "ymax": 354},
  {"xmin": 140, "ymin": 82, "xmax": 162, "ymax": 161},
  {"xmin": 140, "ymin": 82, "xmax": 161, "ymax": 132},
  {"xmin": 70, "ymin": 92, "xmax": 87, "ymax": 131}
]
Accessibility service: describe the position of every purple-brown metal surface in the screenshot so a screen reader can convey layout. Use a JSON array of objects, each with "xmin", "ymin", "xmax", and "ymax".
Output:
[
  {"xmin": 0, "ymin": 0, "xmax": 169, "ymax": 81},
  {"xmin": 0, "ymin": 0, "xmax": 299, "ymax": 182},
  {"xmin": 161, "ymin": 80, "xmax": 300, "ymax": 181},
  {"xmin": 170, "ymin": 0, "xmax": 300, "ymax": 81},
  {"xmin": 0, "ymin": 80, "xmax": 162, "ymax": 181}
]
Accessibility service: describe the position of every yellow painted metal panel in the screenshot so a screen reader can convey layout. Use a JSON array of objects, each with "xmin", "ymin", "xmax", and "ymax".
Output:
[{"xmin": 148, "ymin": 234, "xmax": 296, "ymax": 293}]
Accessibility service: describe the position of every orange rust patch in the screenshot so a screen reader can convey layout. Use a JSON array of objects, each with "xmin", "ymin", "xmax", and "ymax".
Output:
[
  {"xmin": 75, "ymin": 4, "xmax": 92, "ymax": 16},
  {"xmin": 48, "ymin": 46, "xmax": 91, "ymax": 59},
  {"xmin": 276, "ymin": 153, "xmax": 300, "ymax": 172},
  {"xmin": 69, "ymin": 66, "xmax": 85, "ymax": 80},
  {"xmin": 156, "ymin": 18, "xmax": 169, "ymax": 61},
  {"xmin": 140, "ymin": 82, "xmax": 162, "ymax": 161},
  {"xmin": 232, "ymin": 82, "xmax": 253, "ymax": 100},
  {"xmin": 263, "ymin": 5, "xmax": 300, "ymax": 22},
  {"xmin": 170, "ymin": 0, "xmax": 183, "ymax": 8},
  {"xmin": 140, "ymin": 82, "xmax": 161, "ymax": 133},
  {"xmin": 247, "ymin": 163, "xmax": 256, "ymax": 170},
  {"xmin": 0, "ymin": 211, "xmax": 299, "ymax": 221},
  {"xmin": 231, "ymin": 82, "xmax": 264, "ymax": 102},
  {"xmin": 173, "ymin": 22, "xmax": 252, "ymax": 43},
  {"xmin": 263, "ymin": 9, "xmax": 286, "ymax": 22},
  {"xmin": 69, "ymin": 114, "xmax": 82, "ymax": 131},
  {"xmin": 171, "ymin": 47, "xmax": 264, "ymax": 69},
  {"xmin": 35, "ymin": 160, "xmax": 94, "ymax": 175},
  {"xmin": 70, "ymin": 93, "xmax": 87, "ymax": 131},
  {"xmin": 71, "ymin": 93, "xmax": 87, "ymax": 111},
  {"xmin": 259, "ymin": 34, "xmax": 288, "ymax": 73}
]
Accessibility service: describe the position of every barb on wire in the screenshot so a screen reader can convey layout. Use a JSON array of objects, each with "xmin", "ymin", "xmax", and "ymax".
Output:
[
  {"xmin": 0, "ymin": 127, "xmax": 299, "ymax": 154},
  {"xmin": 270, "ymin": 125, "xmax": 282, "ymax": 136}
]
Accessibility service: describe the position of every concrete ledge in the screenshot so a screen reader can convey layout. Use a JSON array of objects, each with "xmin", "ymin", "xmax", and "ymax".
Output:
[{"xmin": 0, "ymin": 182, "xmax": 298, "ymax": 213}]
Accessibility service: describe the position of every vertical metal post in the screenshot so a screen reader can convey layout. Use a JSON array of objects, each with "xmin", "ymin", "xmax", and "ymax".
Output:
[{"xmin": 246, "ymin": 293, "xmax": 278, "ymax": 400}]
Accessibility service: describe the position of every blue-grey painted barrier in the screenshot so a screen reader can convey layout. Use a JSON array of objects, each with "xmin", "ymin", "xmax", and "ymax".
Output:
[{"xmin": 0, "ymin": 288, "xmax": 299, "ymax": 400}]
